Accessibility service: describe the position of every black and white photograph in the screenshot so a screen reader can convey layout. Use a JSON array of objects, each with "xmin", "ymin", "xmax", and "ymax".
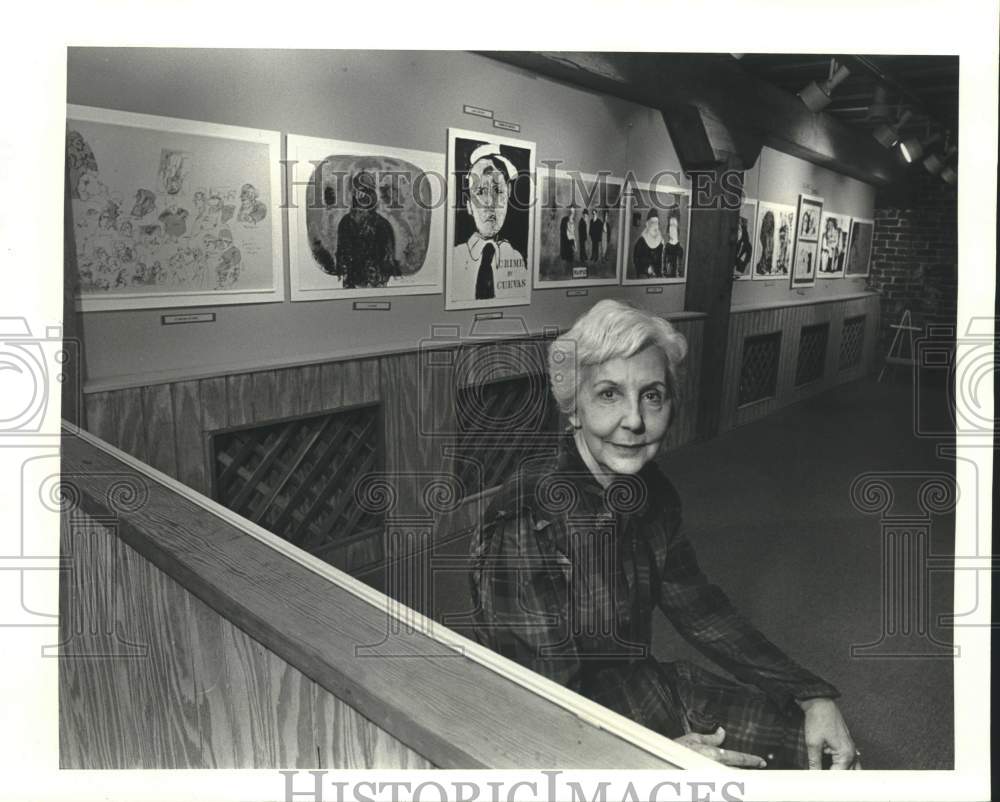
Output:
[
  {"xmin": 445, "ymin": 127, "xmax": 535, "ymax": 310},
  {"xmin": 2, "ymin": 14, "xmax": 995, "ymax": 802}
]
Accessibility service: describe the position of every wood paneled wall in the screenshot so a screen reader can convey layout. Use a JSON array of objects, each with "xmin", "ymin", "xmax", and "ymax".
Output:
[
  {"xmin": 58, "ymin": 506, "xmax": 433, "ymax": 769},
  {"xmin": 82, "ymin": 319, "xmax": 705, "ymax": 574},
  {"xmin": 719, "ymin": 294, "xmax": 880, "ymax": 432}
]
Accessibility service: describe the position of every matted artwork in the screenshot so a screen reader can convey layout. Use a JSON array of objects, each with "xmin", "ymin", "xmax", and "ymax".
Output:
[
  {"xmin": 733, "ymin": 198, "xmax": 757, "ymax": 280},
  {"xmin": 818, "ymin": 211, "xmax": 852, "ymax": 278},
  {"xmin": 796, "ymin": 194, "xmax": 824, "ymax": 243},
  {"xmin": 287, "ymin": 134, "xmax": 445, "ymax": 301},
  {"xmin": 534, "ymin": 170, "xmax": 624, "ymax": 288},
  {"xmin": 446, "ymin": 128, "xmax": 535, "ymax": 310},
  {"xmin": 791, "ymin": 238, "xmax": 820, "ymax": 287},
  {"xmin": 752, "ymin": 201, "xmax": 797, "ymax": 280},
  {"xmin": 846, "ymin": 217, "xmax": 875, "ymax": 277},
  {"xmin": 622, "ymin": 182, "xmax": 690, "ymax": 285},
  {"xmin": 791, "ymin": 194, "xmax": 824, "ymax": 287},
  {"xmin": 66, "ymin": 105, "xmax": 283, "ymax": 311}
]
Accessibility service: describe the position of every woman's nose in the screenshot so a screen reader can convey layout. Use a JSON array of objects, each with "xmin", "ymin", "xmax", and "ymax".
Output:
[{"xmin": 620, "ymin": 398, "xmax": 645, "ymax": 432}]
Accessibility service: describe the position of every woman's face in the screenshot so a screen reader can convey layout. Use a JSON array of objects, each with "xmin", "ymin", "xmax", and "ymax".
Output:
[{"xmin": 571, "ymin": 345, "xmax": 672, "ymax": 481}]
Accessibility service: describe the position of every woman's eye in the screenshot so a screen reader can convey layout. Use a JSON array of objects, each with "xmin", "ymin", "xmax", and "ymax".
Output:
[
  {"xmin": 598, "ymin": 388, "xmax": 617, "ymax": 400},
  {"xmin": 643, "ymin": 390, "xmax": 663, "ymax": 404}
]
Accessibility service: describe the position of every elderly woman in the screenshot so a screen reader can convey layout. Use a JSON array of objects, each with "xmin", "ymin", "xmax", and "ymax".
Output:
[{"xmin": 469, "ymin": 299, "xmax": 859, "ymax": 770}]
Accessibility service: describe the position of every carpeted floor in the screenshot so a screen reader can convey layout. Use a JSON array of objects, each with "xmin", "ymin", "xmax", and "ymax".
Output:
[
  {"xmin": 427, "ymin": 375, "xmax": 956, "ymax": 770},
  {"xmin": 653, "ymin": 376, "xmax": 955, "ymax": 770}
]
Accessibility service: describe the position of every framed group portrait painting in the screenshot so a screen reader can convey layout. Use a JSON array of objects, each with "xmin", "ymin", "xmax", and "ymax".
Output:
[
  {"xmin": 533, "ymin": 170, "xmax": 624, "ymax": 289},
  {"xmin": 621, "ymin": 181, "xmax": 690, "ymax": 286}
]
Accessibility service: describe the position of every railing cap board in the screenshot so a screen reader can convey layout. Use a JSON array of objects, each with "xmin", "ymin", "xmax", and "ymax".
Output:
[{"xmin": 61, "ymin": 424, "xmax": 713, "ymax": 770}]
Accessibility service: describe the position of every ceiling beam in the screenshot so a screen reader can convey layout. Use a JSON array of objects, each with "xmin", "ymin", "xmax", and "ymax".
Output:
[{"xmin": 482, "ymin": 51, "xmax": 904, "ymax": 185}]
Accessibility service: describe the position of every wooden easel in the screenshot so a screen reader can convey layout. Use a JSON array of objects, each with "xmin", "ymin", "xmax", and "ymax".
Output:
[{"xmin": 878, "ymin": 309, "xmax": 920, "ymax": 382}]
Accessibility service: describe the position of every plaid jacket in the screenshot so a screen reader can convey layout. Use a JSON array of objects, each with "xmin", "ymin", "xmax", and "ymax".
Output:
[{"xmin": 468, "ymin": 434, "xmax": 839, "ymax": 738}]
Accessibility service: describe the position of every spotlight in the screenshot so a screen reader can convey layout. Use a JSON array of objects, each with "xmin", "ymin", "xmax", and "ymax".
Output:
[
  {"xmin": 900, "ymin": 132, "xmax": 942, "ymax": 163},
  {"xmin": 798, "ymin": 62, "xmax": 851, "ymax": 113},
  {"xmin": 873, "ymin": 109, "xmax": 912, "ymax": 148},
  {"xmin": 866, "ymin": 84, "xmax": 892, "ymax": 122},
  {"xmin": 923, "ymin": 145, "xmax": 957, "ymax": 176},
  {"xmin": 940, "ymin": 164, "xmax": 957, "ymax": 185}
]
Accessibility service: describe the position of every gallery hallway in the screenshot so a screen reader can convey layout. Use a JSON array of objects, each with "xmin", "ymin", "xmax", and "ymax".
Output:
[{"xmin": 653, "ymin": 375, "xmax": 955, "ymax": 770}]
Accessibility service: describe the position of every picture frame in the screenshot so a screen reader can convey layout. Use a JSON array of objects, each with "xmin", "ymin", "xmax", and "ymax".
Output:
[
  {"xmin": 751, "ymin": 200, "xmax": 797, "ymax": 280},
  {"xmin": 791, "ymin": 194, "xmax": 824, "ymax": 287},
  {"xmin": 533, "ymin": 169, "xmax": 625, "ymax": 289},
  {"xmin": 621, "ymin": 180, "xmax": 690, "ymax": 286},
  {"xmin": 287, "ymin": 133, "xmax": 445, "ymax": 302},
  {"xmin": 817, "ymin": 210, "xmax": 852, "ymax": 278},
  {"xmin": 845, "ymin": 217, "xmax": 875, "ymax": 277},
  {"xmin": 733, "ymin": 198, "xmax": 757, "ymax": 281},
  {"xmin": 445, "ymin": 127, "xmax": 535, "ymax": 311},
  {"xmin": 66, "ymin": 104, "xmax": 284, "ymax": 311}
]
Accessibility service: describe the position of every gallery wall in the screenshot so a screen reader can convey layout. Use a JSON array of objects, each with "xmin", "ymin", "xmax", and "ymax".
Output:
[
  {"xmin": 68, "ymin": 48, "xmax": 692, "ymax": 387},
  {"xmin": 67, "ymin": 49, "xmax": 877, "ymax": 389},
  {"xmin": 736, "ymin": 146, "xmax": 876, "ymax": 307}
]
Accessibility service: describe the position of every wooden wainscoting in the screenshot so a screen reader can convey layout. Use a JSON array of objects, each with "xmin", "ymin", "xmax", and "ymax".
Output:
[
  {"xmin": 719, "ymin": 294, "xmax": 880, "ymax": 432},
  {"xmin": 81, "ymin": 318, "xmax": 705, "ymax": 576},
  {"xmin": 58, "ymin": 505, "xmax": 431, "ymax": 770}
]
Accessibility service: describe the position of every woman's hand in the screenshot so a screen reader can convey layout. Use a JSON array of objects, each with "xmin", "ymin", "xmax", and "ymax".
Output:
[
  {"xmin": 676, "ymin": 726, "xmax": 767, "ymax": 769},
  {"xmin": 797, "ymin": 698, "xmax": 860, "ymax": 769}
]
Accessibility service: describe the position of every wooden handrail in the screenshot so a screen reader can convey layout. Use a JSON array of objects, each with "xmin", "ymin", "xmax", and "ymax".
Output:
[{"xmin": 61, "ymin": 423, "xmax": 716, "ymax": 770}]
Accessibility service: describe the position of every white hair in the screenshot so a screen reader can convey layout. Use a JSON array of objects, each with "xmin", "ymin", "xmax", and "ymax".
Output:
[{"xmin": 548, "ymin": 299, "xmax": 688, "ymax": 415}]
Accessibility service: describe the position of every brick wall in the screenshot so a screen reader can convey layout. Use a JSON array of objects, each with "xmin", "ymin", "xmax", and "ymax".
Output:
[{"xmin": 867, "ymin": 168, "xmax": 958, "ymax": 357}]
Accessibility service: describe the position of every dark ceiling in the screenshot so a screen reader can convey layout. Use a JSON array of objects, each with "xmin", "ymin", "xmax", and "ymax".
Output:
[{"xmin": 735, "ymin": 54, "xmax": 959, "ymax": 146}]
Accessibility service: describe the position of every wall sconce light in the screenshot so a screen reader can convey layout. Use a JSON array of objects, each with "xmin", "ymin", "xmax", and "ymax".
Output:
[
  {"xmin": 873, "ymin": 109, "xmax": 913, "ymax": 148},
  {"xmin": 900, "ymin": 131, "xmax": 942, "ymax": 163},
  {"xmin": 798, "ymin": 60, "xmax": 851, "ymax": 113}
]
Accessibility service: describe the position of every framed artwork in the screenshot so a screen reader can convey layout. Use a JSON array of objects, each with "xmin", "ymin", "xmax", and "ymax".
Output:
[
  {"xmin": 791, "ymin": 194, "xmax": 824, "ymax": 287},
  {"xmin": 534, "ymin": 170, "xmax": 624, "ymax": 288},
  {"xmin": 846, "ymin": 217, "xmax": 875, "ymax": 277},
  {"xmin": 818, "ymin": 211, "xmax": 852, "ymax": 278},
  {"xmin": 622, "ymin": 182, "xmax": 690, "ymax": 285},
  {"xmin": 66, "ymin": 104, "xmax": 283, "ymax": 311},
  {"xmin": 287, "ymin": 134, "xmax": 445, "ymax": 301},
  {"xmin": 733, "ymin": 198, "xmax": 757, "ymax": 281},
  {"xmin": 445, "ymin": 128, "xmax": 535, "ymax": 311},
  {"xmin": 752, "ymin": 201, "xmax": 797, "ymax": 280}
]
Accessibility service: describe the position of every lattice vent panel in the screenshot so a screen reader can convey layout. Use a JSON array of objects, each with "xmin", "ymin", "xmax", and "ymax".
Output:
[
  {"xmin": 212, "ymin": 406, "xmax": 382, "ymax": 556},
  {"xmin": 795, "ymin": 323, "xmax": 830, "ymax": 387},
  {"xmin": 737, "ymin": 332, "xmax": 782, "ymax": 406},
  {"xmin": 839, "ymin": 315, "xmax": 866, "ymax": 370},
  {"xmin": 453, "ymin": 373, "xmax": 561, "ymax": 496}
]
